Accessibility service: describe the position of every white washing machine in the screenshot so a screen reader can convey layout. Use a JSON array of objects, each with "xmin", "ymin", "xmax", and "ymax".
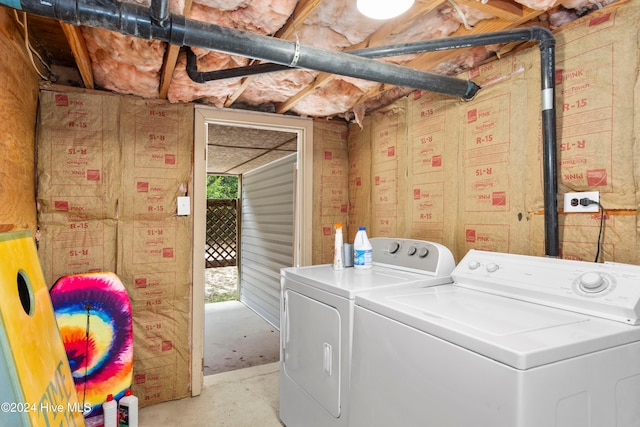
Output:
[
  {"xmin": 279, "ymin": 238, "xmax": 455, "ymax": 427},
  {"xmin": 349, "ymin": 249, "xmax": 640, "ymax": 427}
]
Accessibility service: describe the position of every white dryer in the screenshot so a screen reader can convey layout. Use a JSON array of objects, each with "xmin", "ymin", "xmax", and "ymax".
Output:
[
  {"xmin": 349, "ymin": 249, "xmax": 640, "ymax": 427},
  {"xmin": 279, "ymin": 238, "xmax": 455, "ymax": 427}
]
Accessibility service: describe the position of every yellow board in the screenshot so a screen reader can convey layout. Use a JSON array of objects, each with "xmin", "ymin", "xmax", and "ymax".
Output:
[{"xmin": 0, "ymin": 231, "xmax": 85, "ymax": 426}]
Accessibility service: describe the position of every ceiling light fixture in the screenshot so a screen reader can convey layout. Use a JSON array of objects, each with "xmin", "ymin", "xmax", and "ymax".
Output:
[{"xmin": 356, "ymin": 0, "xmax": 415, "ymax": 20}]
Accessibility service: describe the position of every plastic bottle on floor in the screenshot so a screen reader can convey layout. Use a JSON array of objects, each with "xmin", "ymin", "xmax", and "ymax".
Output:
[
  {"xmin": 103, "ymin": 394, "xmax": 117, "ymax": 427},
  {"xmin": 353, "ymin": 227, "xmax": 372, "ymax": 269},
  {"xmin": 118, "ymin": 389, "xmax": 138, "ymax": 427}
]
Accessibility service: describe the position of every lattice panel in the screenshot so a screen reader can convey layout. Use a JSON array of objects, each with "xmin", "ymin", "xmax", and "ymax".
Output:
[{"xmin": 206, "ymin": 199, "xmax": 237, "ymax": 268}]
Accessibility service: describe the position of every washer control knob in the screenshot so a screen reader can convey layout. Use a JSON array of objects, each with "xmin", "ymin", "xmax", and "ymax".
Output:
[
  {"xmin": 486, "ymin": 263, "xmax": 499, "ymax": 273},
  {"xmin": 579, "ymin": 272, "xmax": 606, "ymax": 292},
  {"xmin": 468, "ymin": 260, "xmax": 481, "ymax": 270},
  {"xmin": 418, "ymin": 247, "xmax": 429, "ymax": 258},
  {"xmin": 388, "ymin": 241, "xmax": 401, "ymax": 254},
  {"xmin": 407, "ymin": 246, "xmax": 417, "ymax": 256}
]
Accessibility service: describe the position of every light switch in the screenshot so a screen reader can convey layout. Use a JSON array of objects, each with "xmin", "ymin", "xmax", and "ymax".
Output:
[{"xmin": 177, "ymin": 196, "xmax": 190, "ymax": 216}]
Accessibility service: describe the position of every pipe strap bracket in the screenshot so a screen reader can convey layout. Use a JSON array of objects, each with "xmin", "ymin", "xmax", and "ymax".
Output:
[{"xmin": 289, "ymin": 37, "xmax": 301, "ymax": 68}]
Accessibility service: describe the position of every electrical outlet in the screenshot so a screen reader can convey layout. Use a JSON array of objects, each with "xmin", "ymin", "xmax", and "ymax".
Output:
[{"xmin": 563, "ymin": 191, "xmax": 600, "ymax": 213}]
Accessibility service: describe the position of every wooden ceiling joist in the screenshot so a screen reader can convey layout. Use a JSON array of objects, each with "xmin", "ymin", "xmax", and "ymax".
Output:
[{"xmin": 59, "ymin": 22, "xmax": 94, "ymax": 89}]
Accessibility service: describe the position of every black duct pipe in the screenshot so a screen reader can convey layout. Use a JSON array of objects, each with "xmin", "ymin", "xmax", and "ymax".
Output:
[
  {"xmin": 184, "ymin": 48, "xmax": 292, "ymax": 83},
  {"xmin": 186, "ymin": 28, "xmax": 552, "ymax": 82},
  {"xmin": 186, "ymin": 48, "xmax": 286, "ymax": 82},
  {"xmin": 9, "ymin": 0, "xmax": 558, "ymax": 256},
  {"xmin": 15, "ymin": 0, "xmax": 480, "ymax": 100},
  {"xmin": 150, "ymin": 0, "xmax": 169, "ymax": 28}
]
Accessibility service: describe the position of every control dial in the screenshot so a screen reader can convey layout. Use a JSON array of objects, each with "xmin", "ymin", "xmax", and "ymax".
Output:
[
  {"xmin": 468, "ymin": 260, "xmax": 480, "ymax": 270},
  {"xmin": 417, "ymin": 247, "xmax": 429, "ymax": 258},
  {"xmin": 388, "ymin": 241, "xmax": 400, "ymax": 254},
  {"xmin": 578, "ymin": 272, "xmax": 608, "ymax": 293},
  {"xmin": 407, "ymin": 246, "xmax": 417, "ymax": 256},
  {"xmin": 486, "ymin": 263, "xmax": 499, "ymax": 273}
]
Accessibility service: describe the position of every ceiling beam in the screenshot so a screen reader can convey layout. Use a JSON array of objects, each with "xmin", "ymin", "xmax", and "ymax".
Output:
[
  {"xmin": 59, "ymin": 22, "xmax": 94, "ymax": 89},
  {"xmin": 159, "ymin": 0, "xmax": 194, "ymax": 99},
  {"xmin": 159, "ymin": 44, "xmax": 180, "ymax": 98}
]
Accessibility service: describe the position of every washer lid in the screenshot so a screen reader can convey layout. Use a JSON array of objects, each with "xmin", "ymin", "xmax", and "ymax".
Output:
[
  {"xmin": 282, "ymin": 264, "xmax": 451, "ymax": 299},
  {"xmin": 355, "ymin": 285, "xmax": 640, "ymax": 370}
]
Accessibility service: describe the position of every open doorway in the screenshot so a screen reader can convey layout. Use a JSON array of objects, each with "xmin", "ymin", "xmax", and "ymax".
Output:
[
  {"xmin": 203, "ymin": 173, "xmax": 277, "ymax": 376},
  {"xmin": 192, "ymin": 107, "xmax": 314, "ymax": 394},
  {"xmin": 205, "ymin": 175, "xmax": 239, "ymax": 304}
]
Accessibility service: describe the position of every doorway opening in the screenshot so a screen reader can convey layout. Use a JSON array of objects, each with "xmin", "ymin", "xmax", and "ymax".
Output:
[
  {"xmin": 205, "ymin": 175, "xmax": 239, "ymax": 304},
  {"xmin": 192, "ymin": 107, "xmax": 314, "ymax": 393}
]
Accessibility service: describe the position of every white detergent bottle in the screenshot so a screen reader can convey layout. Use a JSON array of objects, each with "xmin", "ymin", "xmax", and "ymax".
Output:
[
  {"xmin": 118, "ymin": 389, "xmax": 138, "ymax": 427},
  {"xmin": 353, "ymin": 227, "xmax": 372, "ymax": 269},
  {"xmin": 103, "ymin": 394, "xmax": 117, "ymax": 427}
]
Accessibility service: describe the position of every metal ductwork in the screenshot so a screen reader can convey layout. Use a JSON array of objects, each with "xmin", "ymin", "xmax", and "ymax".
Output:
[{"xmin": 4, "ymin": 0, "xmax": 559, "ymax": 256}]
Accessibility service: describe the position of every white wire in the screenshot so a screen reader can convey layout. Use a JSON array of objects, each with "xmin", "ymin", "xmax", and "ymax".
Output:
[
  {"xmin": 14, "ymin": 10, "xmax": 50, "ymax": 80},
  {"xmin": 448, "ymin": 0, "xmax": 473, "ymax": 31}
]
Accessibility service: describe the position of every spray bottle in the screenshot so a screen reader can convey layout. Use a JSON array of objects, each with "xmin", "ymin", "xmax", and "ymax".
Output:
[{"xmin": 333, "ymin": 223, "xmax": 344, "ymax": 270}]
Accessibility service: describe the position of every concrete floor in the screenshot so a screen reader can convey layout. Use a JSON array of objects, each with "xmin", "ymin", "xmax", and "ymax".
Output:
[
  {"xmin": 139, "ymin": 301, "xmax": 282, "ymax": 426},
  {"xmin": 204, "ymin": 301, "xmax": 280, "ymax": 375},
  {"xmin": 139, "ymin": 362, "xmax": 281, "ymax": 427}
]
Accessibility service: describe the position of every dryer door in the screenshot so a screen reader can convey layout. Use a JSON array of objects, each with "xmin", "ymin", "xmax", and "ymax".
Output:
[{"xmin": 282, "ymin": 289, "xmax": 341, "ymax": 417}]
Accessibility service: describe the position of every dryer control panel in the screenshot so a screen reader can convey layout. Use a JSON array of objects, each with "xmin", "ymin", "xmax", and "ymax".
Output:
[
  {"xmin": 370, "ymin": 238, "xmax": 455, "ymax": 277},
  {"xmin": 453, "ymin": 250, "xmax": 640, "ymax": 325}
]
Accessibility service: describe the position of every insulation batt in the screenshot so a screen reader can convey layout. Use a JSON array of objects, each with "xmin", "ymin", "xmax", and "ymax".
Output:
[
  {"xmin": 545, "ymin": 7, "xmax": 583, "ymax": 28},
  {"xmin": 291, "ymin": 79, "xmax": 368, "ymax": 117},
  {"xmin": 544, "ymin": 0, "xmax": 617, "ymax": 29},
  {"xmin": 304, "ymin": 1, "xmax": 384, "ymax": 45},
  {"xmin": 554, "ymin": 0, "xmax": 616, "ymax": 11},
  {"xmin": 83, "ymin": 0, "xmax": 621, "ymax": 119},
  {"xmin": 238, "ymin": 70, "xmax": 319, "ymax": 104},
  {"xmin": 294, "ymin": 24, "xmax": 355, "ymax": 51},
  {"xmin": 431, "ymin": 45, "xmax": 502, "ymax": 76},
  {"xmin": 188, "ymin": 0, "xmax": 297, "ymax": 34},
  {"xmin": 352, "ymin": 86, "xmax": 414, "ymax": 125},
  {"xmin": 83, "ymin": 27, "xmax": 165, "ymax": 98},
  {"xmin": 83, "ymin": 0, "xmax": 185, "ymax": 98}
]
